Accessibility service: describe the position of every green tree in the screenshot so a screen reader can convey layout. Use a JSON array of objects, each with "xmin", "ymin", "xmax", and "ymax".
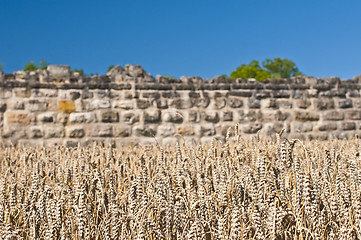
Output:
[
  {"xmin": 262, "ymin": 57, "xmax": 302, "ymax": 78},
  {"xmin": 40, "ymin": 60, "xmax": 48, "ymax": 70},
  {"xmin": 230, "ymin": 60, "xmax": 271, "ymax": 81},
  {"xmin": 107, "ymin": 65, "xmax": 115, "ymax": 72},
  {"xmin": 23, "ymin": 60, "xmax": 39, "ymax": 71}
]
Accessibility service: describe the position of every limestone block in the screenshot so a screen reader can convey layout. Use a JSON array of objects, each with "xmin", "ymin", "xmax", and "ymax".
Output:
[
  {"xmin": 276, "ymin": 99, "xmax": 292, "ymax": 109},
  {"xmin": 13, "ymin": 88, "xmax": 31, "ymax": 98},
  {"xmin": 37, "ymin": 112, "xmax": 55, "ymax": 123},
  {"xmin": 142, "ymin": 92, "xmax": 160, "ymax": 99},
  {"xmin": 214, "ymin": 98, "xmax": 227, "ymax": 109},
  {"xmin": 238, "ymin": 110, "xmax": 262, "ymax": 122},
  {"xmin": 6, "ymin": 112, "xmax": 32, "ymax": 125},
  {"xmin": 156, "ymin": 99, "xmax": 168, "ymax": 109},
  {"xmin": 248, "ymin": 98, "xmax": 261, "ymax": 109},
  {"xmin": 292, "ymin": 122, "xmax": 313, "ymax": 132},
  {"xmin": 27, "ymin": 126, "xmax": 44, "ymax": 138},
  {"xmin": 136, "ymin": 99, "xmax": 151, "ymax": 109},
  {"xmin": 69, "ymin": 112, "xmax": 97, "ymax": 123},
  {"xmin": 341, "ymin": 122, "xmax": 356, "ymax": 131},
  {"xmin": 296, "ymin": 99, "xmax": 311, "ymax": 109},
  {"xmin": 125, "ymin": 64, "xmax": 145, "ymax": 78},
  {"xmin": 31, "ymin": 89, "xmax": 58, "ymax": 98},
  {"xmin": 262, "ymin": 99, "xmax": 277, "ymax": 109},
  {"xmin": 163, "ymin": 111, "xmax": 183, "ymax": 123},
  {"xmin": 7, "ymin": 99, "xmax": 24, "ymax": 110},
  {"xmin": 195, "ymin": 124, "xmax": 216, "ymax": 136},
  {"xmin": 121, "ymin": 111, "xmax": 139, "ymax": 125},
  {"xmin": 229, "ymin": 97, "xmax": 243, "ymax": 108},
  {"xmin": 223, "ymin": 111, "xmax": 233, "ymax": 121},
  {"xmin": 242, "ymin": 123, "xmax": 262, "ymax": 134},
  {"xmin": 318, "ymin": 122, "xmax": 337, "ymax": 131},
  {"xmin": 14, "ymin": 71, "xmax": 28, "ymax": 81},
  {"xmin": 144, "ymin": 110, "xmax": 161, "ymax": 123},
  {"xmin": 263, "ymin": 122, "xmax": 286, "ymax": 135},
  {"xmin": 338, "ymin": 99, "xmax": 353, "ymax": 108},
  {"xmin": 345, "ymin": 110, "xmax": 361, "ymax": 120},
  {"xmin": 157, "ymin": 124, "xmax": 176, "ymax": 137},
  {"xmin": 275, "ymin": 111, "xmax": 290, "ymax": 121},
  {"xmin": 323, "ymin": 111, "xmax": 344, "ymax": 121},
  {"xmin": 27, "ymin": 99, "xmax": 48, "ymax": 112},
  {"xmin": 133, "ymin": 125, "xmax": 156, "ymax": 137},
  {"xmin": 170, "ymin": 99, "xmax": 193, "ymax": 109},
  {"xmin": 203, "ymin": 111, "xmax": 219, "ymax": 123},
  {"xmin": 58, "ymin": 101, "xmax": 76, "ymax": 113},
  {"xmin": 47, "ymin": 65, "xmax": 70, "ymax": 81},
  {"xmin": 91, "ymin": 99, "xmax": 111, "ymax": 109},
  {"xmin": 57, "ymin": 113, "xmax": 68, "ymax": 125},
  {"xmin": 176, "ymin": 125, "xmax": 195, "ymax": 136},
  {"xmin": 162, "ymin": 137, "xmax": 178, "ymax": 145},
  {"xmin": 0, "ymin": 100, "xmax": 6, "ymax": 112},
  {"xmin": 44, "ymin": 125, "xmax": 64, "ymax": 138},
  {"xmin": 295, "ymin": 111, "xmax": 320, "ymax": 121},
  {"xmin": 86, "ymin": 125, "xmax": 113, "ymax": 137},
  {"xmin": 191, "ymin": 98, "xmax": 210, "ymax": 108},
  {"xmin": 113, "ymin": 100, "xmax": 134, "ymax": 109},
  {"xmin": 100, "ymin": 111, "xmax": 119, "ymax": 123},
  {"xmin": 65, "ymin": 125, "xmax": 85, "ymax": 138},
  {"xmin": 315, "ymin": 99, "xmax": 334, "ymax": 110},
  {"xmin": 113, "ymin": 126, "xmax": 131, "ymax": 137}
]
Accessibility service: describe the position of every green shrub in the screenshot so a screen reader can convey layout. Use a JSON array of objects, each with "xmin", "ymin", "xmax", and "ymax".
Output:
[
  {"xmin": 72, "ymin": 69, "xmax": 84, "ymax": 75},
  {"xmin": 23, "ymin": 60, "xmax": 39, "ymax": 71},
  {"xmin": 107, "ymin": 65, "xmax": 115, "ymax": 72}
]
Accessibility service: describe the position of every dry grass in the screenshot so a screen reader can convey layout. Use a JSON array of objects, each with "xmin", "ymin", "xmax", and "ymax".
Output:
[{"xmin": 0, "ymin": 129, "xmax": 361, "ymax": 239}]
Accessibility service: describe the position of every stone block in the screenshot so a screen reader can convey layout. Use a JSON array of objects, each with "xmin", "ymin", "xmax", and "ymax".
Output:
[
  {"xmin": 254, "ymin": 91, "xmax": 271, "ymax": 99},
  {"xmin": 162, "ymin": 91, "xmax": 180, "ymax": 98},
  {"xmin": 121, "ymin": 111, "xmax": 139, "ymax": 125},
  {"xmin": 315, "ymin": 99, "xmax": 334, "ymax": 110},
  {"xmin": 47, "ymin": 65, "xmax": 70, "ymax": 80},
  {"xmin": 323, "ymin": 111, "xmax": 344, "ymax": 121},
  {"xmin": 263, "ymin": 122, "xmax": 286, "ymax": 135},
  {"xmin": 162, "ymin": 137, "xmax": 179, "ymax": 146},
  {"xmin": 262, "ymin": 99, "xmax": 277, "ymax": 109},
  {"xmin": 133, "ymin": 125, "xmax": 156, "ymax": 137},
  {"xmin": 37, "ymin": 112, "xmax": 55, "ymax": 123},
  {"xmin": 0, "ymin": 100, "xmax": 6, "ymax": 112},
  {"xmin": 272, "ymin": 91, "xmax": 290, "ymax": 98},
  {"xmin": 142, "ymin": 92, "xmax": 160, "ymax": 99},
  {"xmin": 136, "ymin": 99, "xmax": 151, "ymax": 109},
  {"xmin": 157, "ymin": 124, "xmax": 176, "ymax": 137},
  {"xmin": 6, "ymin": 112, "xmax": 32, "ymax": 125},
  {"xmin": 8, "ymin": 99, "xmax": 25, "ymax": 110},
  {"xmin": 27, "ymin": 126, "xmax": 44, "ymax": 138},
  {"xmin": 203, "ymin": 111, "xmax": 219, "ymax": 123},
  {"xmin": 101, "ymin": 111, "xmax": 119, "ymax": 123},
  {"xmin": 113, "ymin": 126, "xmax": 131, "ymax": 137},
  {"xmin": 242, "ymin": 123, "xmax": 262, "ymax": 134},
  {"xmin": 13, "ymin": 88, "xmax": 31, "ymax": 98},
  {"xmin": 113, "ymin": 100, "xmax": 134, "ymax": 109},
  {"xmin": 238, "ymin": 110, "xmax": 262, "ymax": 122},
  {"xmin": 276, "ymin": 99, "xmax": 292, "ymax": 109},
  {"xmin": 345, "ymin": 110, "xmax": 361, "ymax": 120},
  {"xmin": 295, "ymin": 111, "xmax": 319, "ymax": 121},
  {"xmin": 44, "ymin": 126, "xmax": 64, "ymax": 138},
  {"xmin": 177, "ymin": 125, "xmax": 195, "ymax": 136},
  {"xmin": 86, "ymin": 125, "xmax": 113, "ymax": 137},
  {"xmin": 214, "ymin": 98, "xmax": 227, "ymax": 109},
  {"xmin": 195, "ymin": 124, "xmax": 216, "ymax": 136},
  {"xmin": 188, "ymin": 110, "xmax": 200, "ymax": 122},
  {"xmin": 229, "ymin": 97, "xmax": 243, "ymax": 108},
  {"xmin": 274, "ymin": 111, "xmax": 290, "ymax": 121},
  {"xmin": 223, "ymin": 111, "xmax": 233, "ymax": 121},
  {"xmin": 65, "ymin": 126, "xmax": 85, "ymax": 138},
  {"xmin": 292, "ymin": 122, "xmax": 313, "ymax": 132},
  {"xmin": 58, "ymin": 101, "xmax": 76, "ymax": 113},
  {"xmin": 27, "ymin": 99, "xmax": 48, "ymax": 112},
  {"xmin": 163, "ymin": 111, "xmax": 183, "ymax": 123},
  {"xmin": 229, "ymin": 91, "xmax": 253, "ymax": 97},
  {"xmin": 156, "ymin": 99, "xmax": 168, "ymax": 109},
  {"xmin": 144, "ymin": 110, "xmax": 161, "ymax": 123},
  {"xmin": 69, "ymin": 112, "xmax": 97, "ymax": 123},
  {"xmin": 248, "ymin": 98, "xmax": 261, "ymax": 109},
  {"xmin": 341, "ymin": 122, "xmax": 356, "ymax": 131},
  {"xmin": 296, "ymin": 99, "xmax": 311, "ymax": 109},
  {"xmin": 338, "ymin": 99, "xmax": 353, "ymax": 108},
  {"xmin": 318, "ymin": 122, "xmax": 337, "ymax": 131},
  {"xmin": 31, "ymin": 89, "xmax": 58, "ymax": 98},
  {"xmin": 91, "ymin": 99, "xmax": 111, "ymax": 109},
  {"xmin": 170, "ymin": 99, "xmax": 193, "ymax": 109},
  {"xmin": 189, "ymin": 92, "xmax": 200, "ymax": 98},
  {"xmin": 191, "ymin": 98, "xmax": 210, "ymax": 108}
]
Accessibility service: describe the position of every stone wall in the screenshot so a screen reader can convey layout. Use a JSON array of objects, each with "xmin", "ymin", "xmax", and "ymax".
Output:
[{"xmin": 0, "ymin": 64, "xmax": 361, "ymax": 147}]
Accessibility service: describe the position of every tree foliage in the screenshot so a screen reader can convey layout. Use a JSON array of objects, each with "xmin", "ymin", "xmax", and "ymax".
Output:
[
  {"xmin": 231, "ymin": 57, "xmax": 302, "ymax": 81},
  {"xmin": 23, "ymin": 60, "xmax": 39, "ymax": 71}
]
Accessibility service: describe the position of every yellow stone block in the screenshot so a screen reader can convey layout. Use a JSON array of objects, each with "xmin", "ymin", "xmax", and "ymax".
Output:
[{"xmin": 58, "ymin": 101, "xmax": 75, "ymax": 113}]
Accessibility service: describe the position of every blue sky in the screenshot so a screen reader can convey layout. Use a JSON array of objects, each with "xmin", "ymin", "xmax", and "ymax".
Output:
[{"xmin": 0, "ymin": 0, "xmax": 360, "ymax": 79}]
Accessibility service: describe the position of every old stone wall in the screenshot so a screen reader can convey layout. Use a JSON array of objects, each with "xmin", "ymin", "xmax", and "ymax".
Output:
[{"xmin": 0, "ymin": 64, "xmax": 360, "ymax": 147}]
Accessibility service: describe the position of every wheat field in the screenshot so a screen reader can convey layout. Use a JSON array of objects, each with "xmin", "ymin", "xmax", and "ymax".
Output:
[{"xmin": 0, "ymin": 127, "xmax": 361, "ymax": 239}]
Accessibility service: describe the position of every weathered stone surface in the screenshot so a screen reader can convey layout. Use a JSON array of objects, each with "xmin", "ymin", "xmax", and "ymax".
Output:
[
  {"xmin": 248, "ymin": 98, "xmax": 261, "ymax": 109},
  {"xmin": 272, "ymin": 91, "xmax": 290, "ymax": 98},
  {"xmin": 121, "ymin": 111, "xmax": 139, "ymax": 125},
  {"xmin": 101, "ymin": 111, "xmax": 119, "ymax": 123},
  {"xmin": 203, "ymin": 111, "xmax": 219, "ymax": 123},
  {"xmin": 238, "ymin": 110, "xmax": 262, "ymax": 122},
  {"xmin": 58, "ymin": 101, "xmax": 76, "ymax": 113},
  {"xmin": 323, "ymin": 111, "xmax": 344, "ymax": 121},
  {"xmin": 275, "ymin": 111, "xmax": 290, "ymax": 121},
  {"xmin": 195, "ymin": 124, "xmax": 216, "ymax": 136},
  {"xmin": 191, "ymin": 98, "xmax": 210, "ymax": 108},
  {"xmin": 170, "ymin": 99, "xmax": 192, "ymax": 110},
  {"xmin": 188, "ymin": 110, "xmax": 200, "ymax": 122},
  {"xmin": 295, "ymin": 111, "xmax": 319, "ymax": 121},
  {"xmin": 177, "ymin": 125, "xmax": 195, "ymax": 136},
  {"xmin": 65, "ymin": 126, "xmax": 85, "ymax": 138},
  {"xmin": 263, "ymin": 122, "xmax": 286, "ymax": 135},
  {"xmin": 13, "ymin": 88, "xmax": 31, "ymax": 98},
  {"xmin": 27, "ymin": 99, "xmax": 48, "ymax": 112},
  {"xmin": 157, "ymin": 124, "xmax": 176, "ymax": 137},
  {"xmin": 142, "ymin": 92, "xmax": 160, "ymax": 99},
  {"xmin": 223, "ymin": 111, "xmax": 233, "ymax": 121},
  {"xmin": 341, "ymin": 122, "xmax": 356, "ymax": 131},
  {"xmin": 136, "ymin": 99, "xmax": 150, "ymax": 109},
  {"xmin": 86, "ymin": 125, "xmax": 113, "ymax": 137},
  {"xmin": 345, "ymin": 110, "xmax": 361, "ymax": 120},
  {"xmin": 163, "ymin": 111, "xmax": 183, "ymax": 123},
  {"xmin": 133, "ymin": 125, "xmax": 156, "ymax": 137},
  {"xmin": 113, "ymin": 100, "xmax": 134, "ymax": 109},
  {"xmin": 37, "ymin": 112, "xmax": 55, "ymax": 123},
  {"xmin": 292, "ymin": 122, "xmax": 313, "ymax": 132},
  {"xmin": 27, "ymin": 126, "xmax": 44, "ymax": 138},
  {"xmin": 91, "ymin": 99, "xmax": 111, "ymax": 109},
  {"xmin": 242, "ymin": 123, "xmax": 262, "ymax": 134},
  {"xmin": 276, "ymin": 99, "xmax": 292, "ymax": 109},
  {"xmin": 47, "ymin": 65, "xmax": 70, "ymax": 80},
  {"xmin": 229, "ymin": 97, "xmax": 243, "ymax": 108},
  {"xmin": 155, "ymin": 99, "xmax": 168, "ymax": 109},
  {"xmin": 144, "ymin": 110, "xmax": 161, "ymax": 123},
  {"xmin": 31, "ymin": 89, "xmax": 58, "ymax": 98},
  {"xmin": 318, "ymin": 122, "xmax": 337, "ymax": 131},
  {"xmin": 6, "ymin": 112, "xmax": 32, "ymax": 125},
  {"xmin": 315, "ymin": 99, "xmax": 334, "ymax": 110},
  {"xmin": 296, "ymin": 99, "xmax": 311, "ymax": 109},
  {"xmin": 44, "ymin": 125, "xmax": 64, "ymax": 138},
  {"xmin": 8, "ymin": 99, "xmax": 25, "ymax": 110},
  {"xmin": 69, "ymin": 112, "xmax": 97, "ymax": 123},
  {"xmin": 338, "ymin": 99, "xmax": 353, "ymax": 108},
  {"xmin": 0, "ymin": 100, "xmax": 6, "ymax": 112},
  {"xmin": 214, "ymin": 98, "xmax": 227, "ymax": 109}
]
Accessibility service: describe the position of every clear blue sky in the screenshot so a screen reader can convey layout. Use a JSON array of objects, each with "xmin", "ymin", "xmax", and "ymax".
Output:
[{"xmin": 1, "ymin": 0, "xmax": 360, "ymax": 79}]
